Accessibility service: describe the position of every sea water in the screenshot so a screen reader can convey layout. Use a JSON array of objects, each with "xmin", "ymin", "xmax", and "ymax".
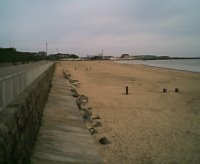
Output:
[{"xmin": 117, "ymin": 59, "xmax": 200, "ymax": 73}]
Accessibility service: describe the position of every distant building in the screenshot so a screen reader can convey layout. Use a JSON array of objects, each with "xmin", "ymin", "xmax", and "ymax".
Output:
[
  {"xmin": 120, "ymin": 54, "xmax": 130, "ymax": 59},
  {"xmin": 49, "ymin": 53, "xmax": 70, "ymax": 59},
  {"xmin": 133, "ymin": 55, "xmax": 170, "ymax": 60},
  {"xmin": 38, "ymin": 51, "xmax": 47, "ymax": 57},
  {"xmin": 49, "ymin": 53, "xmax": 80, "ymax": 60},
  {"xmin": 103, "ymin": 56, "xmax": 115, "ymax": 60},
  {"xmin": 81, "ymin": 57, "xmax": 90, "ymax": 61}
]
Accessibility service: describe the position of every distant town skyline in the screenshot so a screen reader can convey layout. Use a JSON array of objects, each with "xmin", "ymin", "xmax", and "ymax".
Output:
[{"xmin": 1, "ymin": 0, "xmax": 200, "ymax": 57}]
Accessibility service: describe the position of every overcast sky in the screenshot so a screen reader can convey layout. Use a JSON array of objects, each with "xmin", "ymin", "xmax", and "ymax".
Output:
[{"xmin": 0, "ymin": 0, "xmax": 200, "ymax": 57}]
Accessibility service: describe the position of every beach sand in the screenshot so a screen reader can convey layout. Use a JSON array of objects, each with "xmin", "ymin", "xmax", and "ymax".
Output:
[{"xmin": 62, "ymin": 61, "xmax": 200, "ymax": 164}]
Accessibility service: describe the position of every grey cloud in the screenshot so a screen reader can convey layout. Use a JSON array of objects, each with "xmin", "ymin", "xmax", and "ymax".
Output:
[{"xmin": 0, "ymin": 0, "xmax": 200, "ymax": 57}]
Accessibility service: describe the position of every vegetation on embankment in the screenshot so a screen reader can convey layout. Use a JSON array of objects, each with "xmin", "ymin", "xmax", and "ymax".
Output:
[{"xmin": 0, "ymin": 48, "xmax": 48, "ymax": 64}]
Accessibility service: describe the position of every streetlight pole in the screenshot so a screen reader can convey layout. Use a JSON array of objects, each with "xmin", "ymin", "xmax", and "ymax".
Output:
[{"xmin": 46, "ymin": 42, "xmax": 48, "ymax": 56}]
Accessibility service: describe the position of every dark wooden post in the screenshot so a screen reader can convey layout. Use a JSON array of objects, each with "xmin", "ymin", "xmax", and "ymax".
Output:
[
  {"xmin": 126, "ymin": 86, "xmax": 128, "ymax": 95},
  {"xmin": 175, "ymin": 88, "xmax": 179, "ymax": 92},
  {"xmin": 163, "ymin": 88, "xmax": 167, "ymax": 93}
]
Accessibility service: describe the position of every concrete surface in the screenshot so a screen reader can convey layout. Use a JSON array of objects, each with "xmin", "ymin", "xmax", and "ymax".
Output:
[
  {"xmin": 31, "ymin": 68, "xmax": 102, "ymax": 164},
  {"xmin": 0, "ymin": 61, "xmax": 49, "ymax": 78}
]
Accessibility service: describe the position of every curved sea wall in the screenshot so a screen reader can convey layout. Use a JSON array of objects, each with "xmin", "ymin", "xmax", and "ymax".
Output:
[{"xmin": 0, "ymin": 63, "xmax": 55, "ymax": 164}]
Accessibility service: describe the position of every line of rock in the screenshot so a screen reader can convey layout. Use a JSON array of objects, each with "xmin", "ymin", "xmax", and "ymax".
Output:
[{"xmin": 63, "ymin": 69, "xmax": 111, "ymax": 145}]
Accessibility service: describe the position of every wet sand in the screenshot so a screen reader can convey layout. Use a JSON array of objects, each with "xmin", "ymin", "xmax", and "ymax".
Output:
[{"xmin": 62, "ymin": 61, "xmax": 200, "ymax": 164}]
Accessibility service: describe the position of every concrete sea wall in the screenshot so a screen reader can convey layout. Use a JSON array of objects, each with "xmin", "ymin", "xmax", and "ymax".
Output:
[{"xmin": 0, "ymin": 63, "xmax": 55, "ymax": 164}]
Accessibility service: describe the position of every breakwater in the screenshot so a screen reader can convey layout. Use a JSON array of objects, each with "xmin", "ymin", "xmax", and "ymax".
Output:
[{"xmin": 30, "ymin": 63, "xmax": 102, "ymax": 163}]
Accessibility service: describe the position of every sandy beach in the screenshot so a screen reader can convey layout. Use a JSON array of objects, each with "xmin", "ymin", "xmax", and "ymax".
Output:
[{"xmin": 62, "ymin": 61, "xmax": 200, "ymax": 164}]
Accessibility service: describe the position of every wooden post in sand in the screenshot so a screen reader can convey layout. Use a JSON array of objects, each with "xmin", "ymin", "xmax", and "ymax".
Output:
[
  {"xmin": 175, "ymin": 88, "xmax": 179, "ymax": 92},
  {"xmin": 126, "ymin": 86, "xmax": 128, "ymax": 95},
  {"xmin": 163, "ymin": 88, "xmax": 167, "ymax": 93}
]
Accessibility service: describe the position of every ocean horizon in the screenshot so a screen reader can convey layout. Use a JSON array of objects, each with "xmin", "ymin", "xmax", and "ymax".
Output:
[{"xmin": 116, "ymin": 59, "xmax": 200, "ymax": 73}]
